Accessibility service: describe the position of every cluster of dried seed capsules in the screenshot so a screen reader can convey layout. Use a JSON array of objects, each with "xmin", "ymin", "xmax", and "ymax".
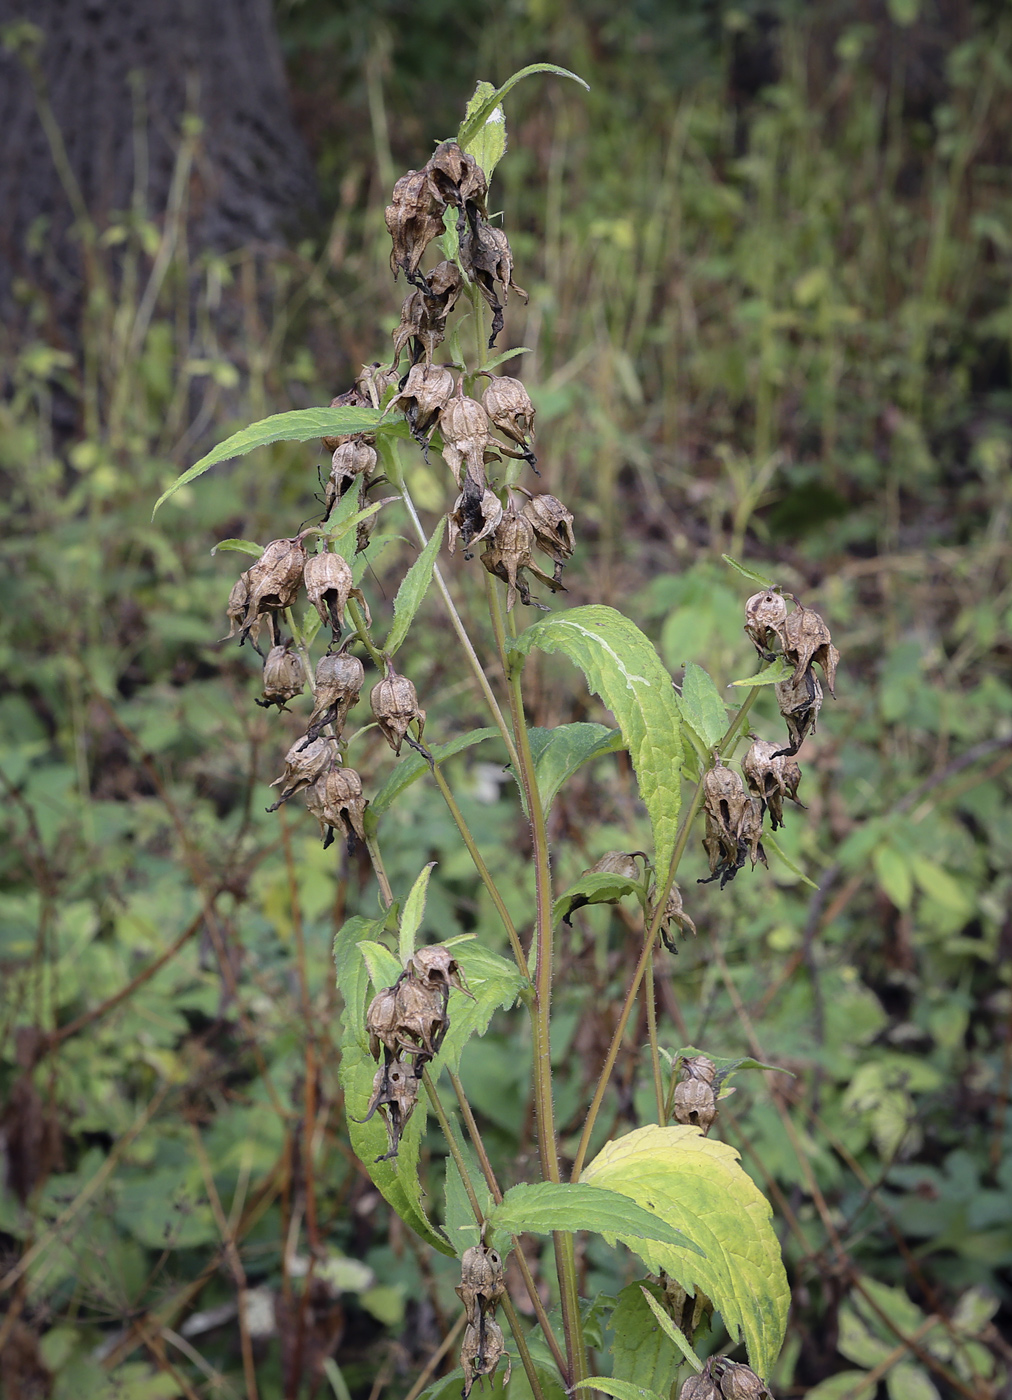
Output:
[
  {"xmin": 221, "ymin": 140, "xmax": 576, "ymax": 846},
  {"xmin": 698, "ymin": 590, "xmax": 840, "ymax": 889}
]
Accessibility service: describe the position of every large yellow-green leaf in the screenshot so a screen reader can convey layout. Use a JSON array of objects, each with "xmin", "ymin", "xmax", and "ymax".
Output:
[
  {"xmin": 581, "ymin": 1125, "xmax": 789, "ymax": 1379},
  {"xmin": 511, "ymin": 607, "xmax": 683, "ymax": 874}
]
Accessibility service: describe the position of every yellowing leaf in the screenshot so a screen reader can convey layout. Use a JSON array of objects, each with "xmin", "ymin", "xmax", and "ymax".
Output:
[{"xmin": 581, "ymin": 1124, "xmax": 789, "ymax": 1379}]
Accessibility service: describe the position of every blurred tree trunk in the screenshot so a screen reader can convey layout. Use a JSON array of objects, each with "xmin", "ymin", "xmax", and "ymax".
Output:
[{"xmin": 0, "ymin": 0, "xmax": 318, "ymax": 330}]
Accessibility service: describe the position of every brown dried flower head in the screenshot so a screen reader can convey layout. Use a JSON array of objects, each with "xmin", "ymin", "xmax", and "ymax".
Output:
[
  {"xmin": 588, "ymin": 851, "xmax": 644, "ymax": 881},
  {"xmin": 711, "ymin": 1359, "xmax": 772, "ymax": 1400},
  {"xmin": 425, "ymin": 141, "xmax": 488, "ymax": 228},
  {"xmin": 742, "ymin": 737, "xmax": 805, "ymax": 829},
  {"xmin": 744, "ymin": 590, "xmax": 788, "ymax": 659},
  {"xmin": 408, "ymin": 945, "xmax": 472, "ymax": 998},
  {"xmin": 699, "ymin": 761, "xmax": 760, "ymax": 888},
  {"xmin": 385, "ymin": 167, "xmax": 444, "ymax": 285},
  {"xmin": 649, "ymin": 881, "xmax": 697, "ymax": 951},
  {"xmin": 304, "ymin": 551, "xmax": 370, "ymax": 637},
  {"xmin": 681, "ymin": 1054, "xmax": 717, "ymax": 1084},
  {"xmin": 448, "ymin": 485, "xmax": 503, "ymax": 559},
  {"xmin": 674, "ymin": 1076, "xmax": 718, "ymax": 1134},
  {"xmin": 370, "ymin": 660, "xmax": 426, "ymax": 754},
  {"xmin": 241, "ymin": 537, "xmax": 307, "ymax": 642},
  {"xmin": 460, "ymin": 221, "xmax": 528, "ymax": 346},
  {"xmin": 680, "ymin": 1371, "xmax": 721, "ymax": 1400},
  {"xmin": 268, "ymin": 736, "xmax": 336, "ymax": 811},
  {"xmin": 482, "ymin": 503, "xmax": 566, "ymax": 612},
  {"xmin": 782, "ymin": 602, "xmax": 839, "ymax": 696},
  {"xmin": 482, "ymin": 375, "xmax": 536, "ymax": 460},
  {"xmin": 389, "ymin": 362, "xmax": 456, "ymax": 445},
  {"xmin": 224, "ymin": 572, "xmax": 251, "ymax": 641},
  {"xmin": 461, "ymin": 1316, "xmax": 508, "ymax": 1399},
  {"xmin": 517, "ymin": 490, "xmax": 575, "ymax": 581},
  {"xmin": 366, "ymin": 985, "xmax": 400, "ymax": 1062},
  {"xmin": 259, "ymin": 642, "xmax": 305, "ymax": 708},
  {"xmin": 303, "ymin": 765, "xmax": 368, "ymax": 849},
  {"xmin": 304, "ymin": 644, "xmax": 365, "ymax": 744},
  {"xmin": 392, "ymin": 975, "xmax": 448, "ymax": 1060},
  {"xmin": 326, "ymin": 438, "xmax": 377, "ymax": 514},
  {"xmin": 440, "ymin": 391, "xmax": 491, "ymax": 488},
  {"xmin": 738, "ymin": 795, "xmax": 768, "ymax": 871},
  {"xmin": 361, "ymin": 1060, "xmax": 420, "ymax": 1161},
  {"xmin": 455, "ymin": 1243, "xmax": 505, "ymax": 1325},
  {"xmin": 774, "ymin": 669, "xmax": 823, "ymax": 756}
]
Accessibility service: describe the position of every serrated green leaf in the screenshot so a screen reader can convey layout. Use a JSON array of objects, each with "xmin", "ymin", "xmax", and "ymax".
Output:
[
  {"xmin": 763, "ymin": 831, "xmax": 820, "ymax": 890},
  {"xmin": 210, "ymin": 537, "xmax": 263, "ymax": 558},
  {"xmin": 679, "ymin": 662, "xmax": 729, "ymax": 748},
  {"xmin": 552, "ymin": 872, "xmax": 643, "ymax": 927},
  {"xmin": 480, "ymin": 347, "xmax": 533, "ymax": 373},
  {"xmin": 327, "ymin": 500, "xmax": 385, "ymax": 545},
  {"xmin": 152, "ymin": 405, "xmax": 386, "ymax": 516},
  {"xmin": 610, "ymin": 1283, "xmax": 686, "ymax": 1396},
  {"xmin": 456, "ymin": 64, "xmax": 589, "ymax": 152},
  {"xmin": 436, "ymin": 940, "xmax": 525, "ymax": 1074},
  {"xmin": 485, "ymin": 1181, "xmax": 701, "ymax": 1253},
  {"xmin": 368, "ymin": 729, "xmax": 502, "ymax": 819},
  {"xmin": 443, "ymin": 1135, "xmax": 491, "ymax": 1255},
  {"xmin": 461, "ymin": 81, "xmax": 507, "ymax": 182},
  {"xmin": 730, "ymin": 657, "xmax": 795, "ymax": 687},
  {"xmin": 511, "ymin": 606, "xmax": 683, "ymax": 874},
  {"xmin": 527, "ymin": 723, "xmax": 624, "ymax": 814},
  {"xmin": 575, "ymin": 1379, "xmax": 667, "ymax": 1400},
  {"xmin": 638, "ymin": 1285, "xmax": 705, "ymax": 1373},
  {"xmin": 358, "ymin": 940, "xmax": 403, "ymax": 992},
  {"xmin": 721, "ymin": 554, "xmax": 776, "ymax": 588},
  {"xmin": 385, "ymin": 519, "xmax": 446, "ymax": 656},
  {"xmin": 399, "ymin": 863, "xmax": 436, "ymax": 964},
  {"xmin": 581, "ymin": 1125, "xmax": 789, "ymax": 1379},
  {"xmin": 334, "ymin": 915, "xmax": 386, "ymax": 1054}
]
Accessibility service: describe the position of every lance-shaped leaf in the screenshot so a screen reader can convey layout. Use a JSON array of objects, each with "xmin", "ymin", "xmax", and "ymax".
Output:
[
  {"xmin": 678, "ymin": 662, "xmax": 730, "ymax": 750},
  {"xmin": 527, "ymin": 723, "xmax": 624, "ymax": 815},
  {"xmin": 581, "ymin": 1124, "xmax": 789, "ymax": 1379},
  {"xmin": 721, "ymin": 554, "xmax": 776, "ymax": 588},
  {"xmin": 152, "ymin": 405, "xmax": 389, "ymax": 516},
  {"xmin": 511, "ymin": 607, "xmax": 683, "ymax": 874},
  {"xmin": 460, "ymin": 81, "xmax": 507, "ymax": 183},
  {"xmin": 638, "ymin": 1286, "xmax": 705, "ymax": 1372},
  {"xmin": 552, "ymin": 871, "xmax": 644, "ymax": 927},
  {"xmin": 574, "ymin": 1381, "xmax": 667, "ymax": 1400},
  {"xmin": 610, "ymin": 1283, "xmax": 688, "ymax": 1398},
  {"xmin": 367, "ymin": 728, "xmax": 502, "ymax": 821},
  {"xmin": 385, "ymin": 519, "xmax": 446, "ymax": 657},
  {"xmin": 485, "ymin": 1181, "xmax": 701, "ymax": 1254},
  {"xmin": 399, "ymin": 863, "xmax": 436, "ymax": 965},
  {"xmin": 210, "ymin": 538, "xmax": 263, "ymax": 558},
  {"xmin": 730, "ymin": 657, "xmax": 795, "ymax": 687},
  {"xmin": 456, "ymin": 64, "xmax": 589, "ymax": 151},
  {"xmin": 436, "ymin": 941, "xmax": 525, "ymax": 1075}
]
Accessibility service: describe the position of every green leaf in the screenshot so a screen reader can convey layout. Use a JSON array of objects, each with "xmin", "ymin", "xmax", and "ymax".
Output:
[
  {"xmin": 527, "ymin": 723, "xmax": 624, "ymax": 814},
  {"xmin": 436, "ymin": 940, "xmax": 526, "ymax": 1075},
  {"xmin": 730, "ymin": 657, "xmax": 795, "ymax": 687},
  {"xmin": 460, "ymin": 81, "xmax": 507, "ymax": 182},
  {"xmin": 581, "ymin": 1124, "xmax": 790, "ymax": 1379},
  {"xmin": 443, "ymin": 1134, "xmax": 491, "ymax": 1254},
  {"xmin": 326, "ymin": 500, "xmax": 385, "ymax": 545},
  {"xmin": 610, "ymin": 1283, "xmax": 688, "ymax": 1397},
  {"xmin": 873, "ymin": 844, "xmax": 913, "ymax": 909},
  {"xmin": 552, "ymin": 871, "xmax": 643, "ymax": 927},
  {"xmin": 721, "ymin": 554, "xmax": 776, "ymax": 588},
  {"xmin": 485, "ymin": 1181, "xmax": 701, "ymax": 1253},
  {"xmin": 678, "ymin": 662, "xmax": 729, "ymax": 748},
  {"xmin": 763, "ymin": 831, "xmax": 820, "ymax": 890},
  {"xmin": 480, "ymin": 347, "xmax": 533, "ymax": 373},
  {"xmin": 152, "ymin": 405, "xmax": 385, "ymax": 516},
  {"xmin": 358, "ymin": 940, "xmax": 403, "ymax": 992},
  {"xmin": 385, "ymin": 519, "xmax": 446, "ymax": 657},
  {"xmin": 368, "ymin": 728, "xmax": 502, "ymax": 819},
  {"xmin": 399, "ymin": 864, "xmax": 436, "ymax": 965},
  {"xmin": 511, "ymin": 606, "xmax": 683, "ymax": 874},
  {"xmin": 802, "ymin": 1373, "xmax": 877, "ymax": 1400},
  {"xmin": 456, "ymin": 64, "xmax": 589, "ymax": 152},
  {"xmin": 352, "ymin": 533, "xmax": 405, "ymax": 586},
  {"xmin": 210, "ymin": 537, "xmax": 263, "ymax": 558},
  {"xmin": 665, "ymin": 1046, "xmax": 785, "ymax": 1089},
  {"xmin": 334, "ymin": 915, "xmax": 386, "ymax": 1055},
  {"xmin": 574, "ymin": 1380, "xmax": 667, "ymax": 1400},
  {"xmin": 638, "ymin": 1285, "xmax": 705, "ymax": 1373}
]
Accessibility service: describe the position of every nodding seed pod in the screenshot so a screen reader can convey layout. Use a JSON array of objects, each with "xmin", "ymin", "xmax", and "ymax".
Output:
[
  {"xmin": 267, "ymin": 736, "xmax": 336, "ymax": 811},
  {"xmin": 303, "ymin": 644, "xmax": 364, "ymax": 744},
  {"xmin": 303, "ymin": 765, "xmax": 368, "ymax": 849},
  {"xmin": 408, "ymin": 945, "xmax": 472, "ymax": 998},
  {"xmin": 743, "ymin": 737, "xmax": 806, "ymax": 829},
  {"xmin": 223, "ymin": 572, "xmax": 251, "ymax": 641},
  {"xmin": 782, "ymin": 602, "xmax": 840, "ymax": 696},
  {"xmin": 242, "ymin": 537, "xmax": 306, "ymax": 639},
  {"xmin": 391, "ymin": 261, "xmax": 464, "ymax": 366},
  {"xmin": 360, "ymin": 1059, "xmax": 419, "ymax": 1161},
  {"xmin": 481, "ymin": 501, "xmax": 566, "ymax": 612},
  {"xmin": 674, "ymin": 1076, "xmax": 718, "ymax": 1134},
  {"xmin": 517, "ymin": 489, "xmax": 575, "ymax": 581},
  {"xmin": 649, "ymin": 881, "xmax": 697, "ymax": 951},
  {"xmin": 680, "ymin": 1371, "xmax": 721, "ymax": 1400},
  {"xmin": 744, "ymin": 589, "xmax": 788, "ymax": 659},
  {"xmin": 370, "ymin": 660, "xmax": 425, "ymax": 755},
  {"xmin": 699, "ymin": 761, "xmax": 759, "ymax": 889},
  {"xmin": 774, "ymin": 669, "xmax": 823, "ymax": 757},
  {"xmin": 588, "ymin": 851, "xmax": 645, "ymax": 881},
  {"xmin": 482, "ymin": 375, "xmax": 536, "ymax": 453},
  {"xmin": 389, "ymin": 362, "xmax": 456, "ymax": 445},
  {"xmin": 366, "ymin": 985, "xmax": 400, "ymax": 1062},
  {"xmin": 448, "ymin": 484, "xmax": 503, "ymax": 559},
  {"xmin": 385, "ymin": 167, "xmax": 444, "ymax": 285},
  {"xmin": 681, "ymin": 1054, "xmax": 717, "ymax": 1085},
  {"xmin": 439, "ymin": 391, "xmax": 491, "ymax": 488},
  {"xmin": 304, "ymin": 550, "xmax": 370, "ymax": 637},
  {"xmin": 460, "ymin": 220, "xmax": 527, "ymax": 347},
  {"xmin": 355, "ymin": 361, "xmax": 400, "ymax": 408},
  {"xmin": 738, "ymin": 795, "xmax": 767, "ymax": 871},
  {"xmin": 259, "ymin": 642, "xmax": 305, "ymax": 708},
  {"xmin": 455, "ymin": 1243, "xmax": 505, "ymax": 1326},
  {"xmin": 425, "ymin": 141, "xmax": 488, "ymax": 227},
  {"xmin": 711, "ymin": 1359, "xmax": 773, "ymax": 1400},
  {"xmin": 326, "ymin": 438, "xmax": 377, "ymax": 515},
  {"xmin": 391, "ymin": 975, "xmax": 449, "ymax": 1060},
  {"xmin": 461, "ymin": 1315, "xmax": 508, "ymax": 1400}
]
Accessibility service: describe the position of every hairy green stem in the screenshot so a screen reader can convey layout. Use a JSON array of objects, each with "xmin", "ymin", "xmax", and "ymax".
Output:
[
  {"xmin": 645, "ymin": 954, "xmax": 666, "ymax": 1124},
  {"xmin": 571, "ymin": 685, "xmax": 763, "ymax": 1181}
]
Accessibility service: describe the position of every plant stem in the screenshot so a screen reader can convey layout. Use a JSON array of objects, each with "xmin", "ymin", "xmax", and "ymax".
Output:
[
  {"xmin": 347, "ymin": 597, "xmax": 384, "ymax": 669},
  {"xmin": 570, "ymin": 686, "xmax": 763, "ymax": 1181},
  {"xmin": 484, "ymin": 573, "xmax": 586, "ymax": 1390},
  {"xmin": 645, "ymin": 953, "xmax": 666, "ymax": 1124}
]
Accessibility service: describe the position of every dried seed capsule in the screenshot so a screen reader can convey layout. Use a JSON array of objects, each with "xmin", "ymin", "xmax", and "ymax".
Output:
[
  {"xmin": 366, "ymin": 985, "xmax": 400, "ymax": 1061},
  {"xmin": 738, "ymin": 795, "xmax": 767, "ymax": 871},
  {"xmin": 223, "ymin": 572, "xmax": 251, "ymax": 641},
  {"xmin": 303, "ymin": 644, "xmax": 364, "ymax": 744},
  {"xmin": 360, "ymin": 1059, "xmax": 420, "ymax": 1161},
  {"xmin": 711, "ymin": 1359, "xmax": 772, "ymax": 1400},
  {"xmin": 303, "ymin": 765, "xmax": 368, "ymax": 848},
  {"xmin": 518, "ymin": 490, "xmax": 575, "ymax": 581},
  {"xmin": 699, "ymin": 761, "xmax": 752, "ymax": 889},
  {"xmin": 674, "ymin": 1076, "xmax": 718, "ymax": 1134},
  {"xmin": 448, "ymin": 485, "xmax": 503, "ymax": 559},
  {"xmin": 455, "ymin": 1243, "xmax": 505, "ymax": 1325},
  {"xmin": 303, "ymin": 550, "xmax": 370, "ymax": 636},
  {"xmin": 389, "ymin": 362, "xmax": 456, "ymax": 445},
  {"xmin": 744, "ymin": 590, "xmax": 788, "ymax": 659},
  {"xmin": 649, "ymin": 881, "xmax": 697, "ymax": 951},
  {"xmin": 481, "ymin": 502, "xmax": 566, "ymax": 612},
  {"xmin": 459, "ymin": 221, "xmax": 528, "ymax": 347},
  {"xmin": 461, "ymin": 1316, "xmax": 508, "ymax": 1399},
  {"xmin": 391, "ymin": 261, "xmax": 464, "ymax": 366},
  {"xmin": 742, "ymin": 737, "xmax": 806, "ymax": 829},
  {"xmin": 393, "ymin": 975, "xmax": 448, "ymax": 1060},
  {"xmin": 370, "ymin": 660, "xmax": 425, "ymax": 755},
  {"xmin": 326, "ymin": 438, "xmax": 377, "ymax": 515},
  {"xmin": 355, "ymin": 361, "xmax": 400, "ymax": 408},
  {"xmin": 322, "ymin": 385, "xmax": 369, "ymax": 452},
  {"xmin": 244, "ymin": 537, "xmax": 307, "ymax": 639},
  {"xmin": 268, "ymin": 737, "xmax": 336, "ymax": 811},
  {"xmin": 482, "ymin": 375, "xmax": 536, "ymax": 455},
  {"xmin": 681, "ymin": 1054, "xmax": 717, "ymax": 1084},
  {"xmin": 408, "ymin": 945, "xmax": 472, "ymax": 997},
  {"xmin": 424, "ymin": 141, "xmax": 487, "ymax": 227},
  {"xmin": 782, "ymin": 602, "xmax": 839, "ymax": 696},
  {"xmin": 589, "ymin": 851, "xmax": 644, "ymax": 880},
  {"xmin": 440, "ymin": 392, "xmax": 491, "ymax": 488},
  {"xmin": 385, "ymin": 167, "xmax": 444, "ymax": 285},
  {"xmin": 259, "ymin": 642, "xmax": 305, "ymax": 708},
  {"xmin": 774, "ymin": 669, "xmax": 823, "ymax": 757},
  {"xmin": 680, "ymin": 1371, "xmax": 721, "ymax": 1400}
]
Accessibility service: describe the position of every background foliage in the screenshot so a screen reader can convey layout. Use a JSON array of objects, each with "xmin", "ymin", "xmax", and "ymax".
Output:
[{"xmin": 2, "ymin": 2, "xmax": 1011, "ymax": 1396}]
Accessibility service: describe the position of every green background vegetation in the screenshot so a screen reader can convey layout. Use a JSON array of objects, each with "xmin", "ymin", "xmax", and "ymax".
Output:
[{"xmin": 2, "ymin": 2, "xmax": 1011, "ymax": 1396}]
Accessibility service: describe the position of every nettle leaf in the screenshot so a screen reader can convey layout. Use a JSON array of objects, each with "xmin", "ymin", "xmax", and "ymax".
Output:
[
  {"xmin": 461, "ymin": 81, "xmax": 507, "ymax": 182},
  {"xmin": 581, "ymin": 1124, "xmax": 789, "ymax": 1379},
  {"xmin": 721, "ymin": 554, "xmax": 776, "ymax": 588},
  {"xmin": 678, "ymin": 662, "xmax": 729, "ymax": 749},
  {"xmin": 575, "ymin": 1380, "xmax": 667, "ymax": 1400},
  {"xmin": 435, "ymin": 941, "xmax": 525, "ymax": 1075},
  {"xmin": 638, "ymin": 1286, "xmax": 705, "ymax": 1372},
  {"xmin": 152, "ymin": 405, "xmax": 387, "ymax": 515},
  {"xmin": 385, "ymin": 519, "xmax": 446, "ymax": 657},
  {"xmin": 611, "ymin": 1283, "xmax": 685, "ymax": 1397},
  {"xmin": 368, "ymin": 728, "xmax": 502, "ymax": 820},
  {"xmin": 443, "ymin": 1134, "xmax": 491, "ymax": 1255},
  {"xmin": 333, "ymin": 916, "xmax": 452, "ymax": 1257},
  {"xmin": 210, "ymin": 538, "xmax": 263, "ymax": 558},
  {"xmin": 730, "ymin": 657, "xmax": 795, "ymax": 687},
  {"xmin": 552, "ymin": 872, "xmax": 644, "ymax": 927},
  {"xmin": 527, "ymin": 723, "xmax": 625, "ymax": 814},
  {"xmin": 456, "ymin": 64, "xmax": 589, "ymax": 152},
  {"xmin": 399, "ymin": 864, "xmax": 436, "ymax": 965},
  {"xmin": 512, "ymin": 607, "xmax": 683, "ymax": 874},
  {"xmin": 485, "ymin": 1181, "xmax": 700, "ymax": 1253}
]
